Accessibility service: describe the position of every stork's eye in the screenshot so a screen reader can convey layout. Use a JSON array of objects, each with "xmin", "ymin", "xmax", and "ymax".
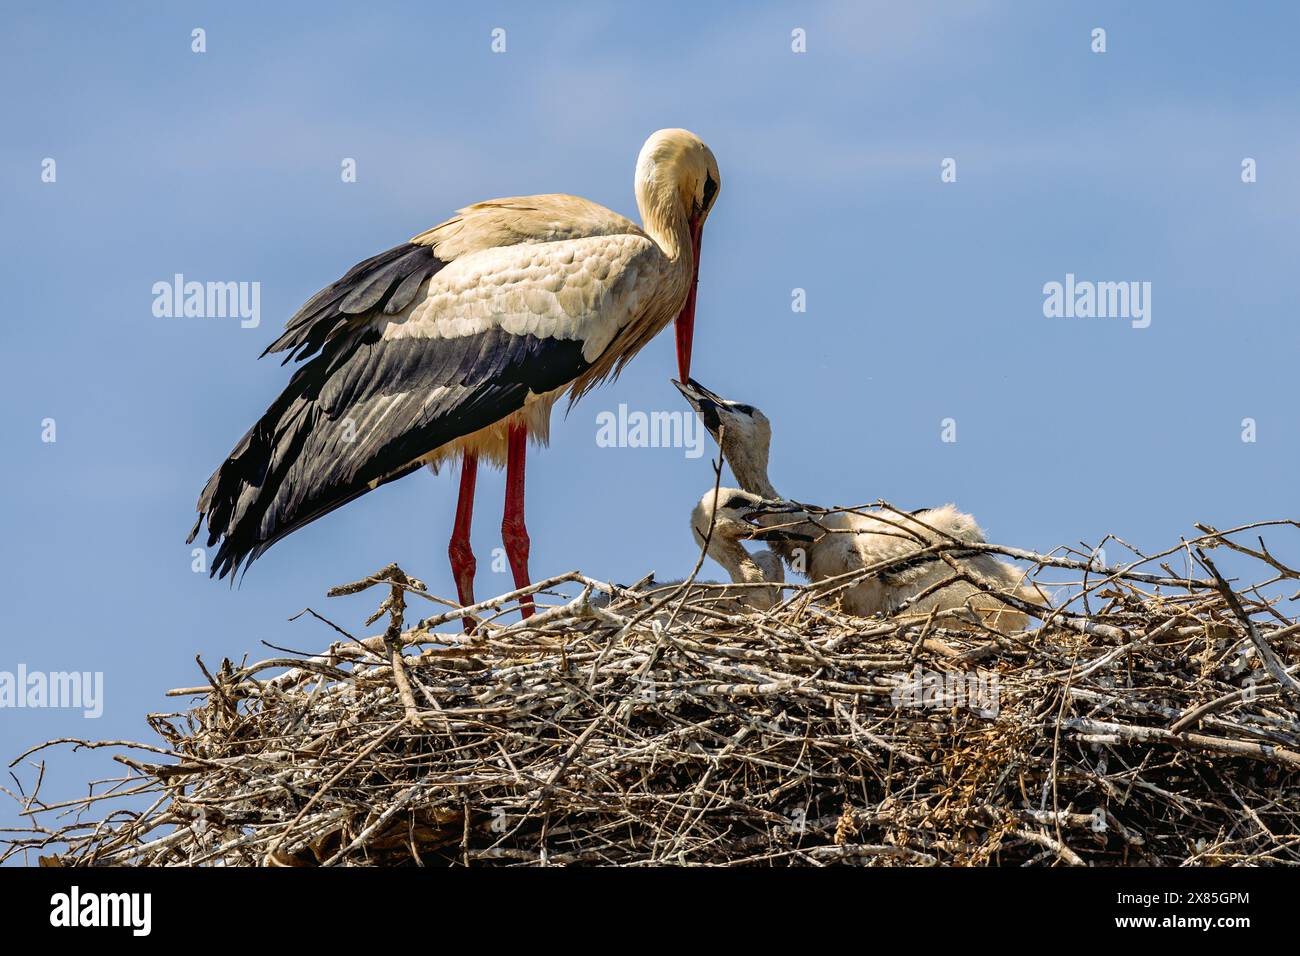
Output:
[{"xmin": 701, "ymin": 172, "xmax": 719, "ymax": 212}]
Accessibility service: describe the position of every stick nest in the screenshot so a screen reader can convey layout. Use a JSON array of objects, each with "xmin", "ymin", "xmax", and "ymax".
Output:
[{"xmin": 6, "ymin": 512, "xmax": 1300, "ymax": 866}]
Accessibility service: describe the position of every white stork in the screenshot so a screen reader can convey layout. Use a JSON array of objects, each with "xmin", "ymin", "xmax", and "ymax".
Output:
[
  {"xmin": 189, "ymin": 129, "xmax": 721, "ymax": 625},
  {"xmin": 674, "ymin": 380, "xmax": 1046, "ymax": 632}
]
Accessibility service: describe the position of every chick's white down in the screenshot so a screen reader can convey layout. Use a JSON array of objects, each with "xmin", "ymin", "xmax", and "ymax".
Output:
[{"xmin": 676, "ymin": 380, "xmax": 1046, "ymax": 633}]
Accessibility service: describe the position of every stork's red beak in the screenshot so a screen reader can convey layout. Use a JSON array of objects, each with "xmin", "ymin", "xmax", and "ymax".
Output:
[{"xmin": 675, "ymin": 217, "xmax": 704, "ymax": 382}]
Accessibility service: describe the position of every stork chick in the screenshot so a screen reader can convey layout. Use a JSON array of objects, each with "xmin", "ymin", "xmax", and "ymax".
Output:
[
  {"xmin": 675, "ymin": 379, "xmax": 1046, "ymax": 633},
  {"xmin": 690, "ymin": 487, "xmax": 808, "ymax": 612}
]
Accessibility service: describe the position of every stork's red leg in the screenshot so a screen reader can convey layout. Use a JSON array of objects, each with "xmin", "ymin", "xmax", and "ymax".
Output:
[
  {"xmin": 448, "ymin": 450, "xmax": 478, "ymax": 633},
  {"xmin": 501, "ymin": 423, "xmax": 534, "ymax": 618}
]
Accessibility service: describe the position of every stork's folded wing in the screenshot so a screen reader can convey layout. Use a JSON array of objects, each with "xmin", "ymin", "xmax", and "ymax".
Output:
[{"xmin": 190, "ymin": 325, "xmax": 589, "ymax": 579}]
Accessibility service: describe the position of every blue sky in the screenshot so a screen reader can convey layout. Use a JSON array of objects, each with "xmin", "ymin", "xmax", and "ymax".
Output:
[{"xmin": 2, "ymin": 1, "xmax": 1297, "ymax": 855}]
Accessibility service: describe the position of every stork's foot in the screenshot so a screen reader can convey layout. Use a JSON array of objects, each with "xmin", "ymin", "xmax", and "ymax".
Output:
[
  {"xmin": 448, "ymin": 537, "xmax": 477, "ymax": 633},
  {"xmin": 501, "ymin": 517, "xmax": 533, "ymax": 618}
]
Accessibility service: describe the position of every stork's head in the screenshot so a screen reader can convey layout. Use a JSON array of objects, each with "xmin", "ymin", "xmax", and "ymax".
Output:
[
  {"xmin": 635, "ymin": 129, "xmax": 720, "ymax": 381},
  {"xmin": 674, "ymin": 378, "xmax": 772, "ymax": 485},
  {"xmin": 692, "ymin": 488, "xmax": 761, "ymax": 550},
  {"xmin": 691, "ymin": 487, "xmax": 812, "ymax": 552},
  {"xmin": 691, "ymin": 487, "xmax": 802, "ymax": 610}
]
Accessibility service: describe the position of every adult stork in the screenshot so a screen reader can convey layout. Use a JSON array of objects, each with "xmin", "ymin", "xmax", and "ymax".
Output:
[{"xmin": 189, "ymin": 129, "xmax": 721, "ymax": 625}]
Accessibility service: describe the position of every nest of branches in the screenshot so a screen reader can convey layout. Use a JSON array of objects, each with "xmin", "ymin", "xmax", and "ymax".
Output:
[{"xmin": 6, "ymin": 510, "xmax": 1300, "ymax": 867}]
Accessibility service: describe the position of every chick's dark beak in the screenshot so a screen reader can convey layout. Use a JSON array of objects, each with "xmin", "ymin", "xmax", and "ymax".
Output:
[
  {"xmin": 738, "ymin": 498, "xmax": 814, "ymax": 544},
  {"xmin": 673, "ymin": 377, "xmax": 728, "ymax": 436},
  {"xmin": 741, "ymin": 525, "xmax": 815, "ymax": 545}
]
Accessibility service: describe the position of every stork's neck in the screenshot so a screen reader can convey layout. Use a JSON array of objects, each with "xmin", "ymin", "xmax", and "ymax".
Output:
[
  {"xmin": 724, "ymin": 442, "xmax": 779, "ymax": 500},
  {"xmin": 711, "ymin": 541, "xmax": 772, "ymax": 588},
  {"xmin": 635, "ymin": 172, "xmax": 692, "ymax": 263},
  {"xmin": 711, "ymin": 544, "xmax": 783, "ymax": 612}
]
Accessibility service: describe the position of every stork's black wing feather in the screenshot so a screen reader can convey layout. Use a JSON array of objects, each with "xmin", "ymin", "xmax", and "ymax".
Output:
[
  {"xmin": 190, "ymin": 325, "xmax": 589, "ymax": 579},
  {"xmin": 262, "ymin": 243, "xmax": 447, "ymax": 363}
]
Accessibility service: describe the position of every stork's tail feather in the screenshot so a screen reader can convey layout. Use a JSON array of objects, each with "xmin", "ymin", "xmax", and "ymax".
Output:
[
  {"xmin": 187, "ymin": 364, "xmax": 370, "ymax": 581},
  {"xmin": 188, "ymin": 401, "xmax": 300, "ymax": 580}
]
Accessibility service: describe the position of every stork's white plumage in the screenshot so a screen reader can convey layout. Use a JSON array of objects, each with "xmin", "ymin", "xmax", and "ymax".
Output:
[{"xmin": 190, "ymin": 129, "xmax": 721, "ymax": 624}]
